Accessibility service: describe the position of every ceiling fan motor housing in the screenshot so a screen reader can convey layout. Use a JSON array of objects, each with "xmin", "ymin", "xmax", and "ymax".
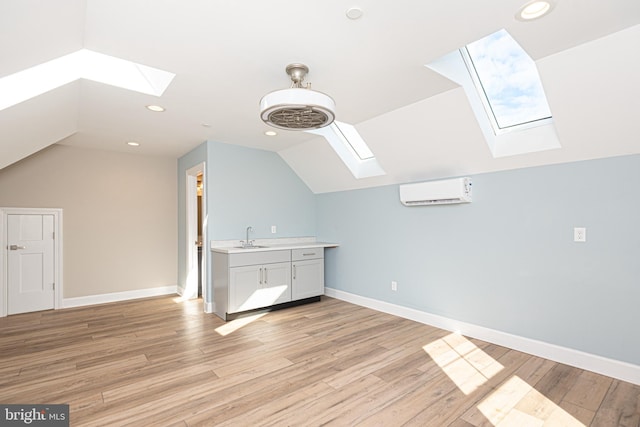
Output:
[
  {"xmin": 260, "ymin": 88, "xmax": 336, "ymax": 130},
  {"xmin": 259, "ymin": 63, "xmax": 336, "ymax": 130}
]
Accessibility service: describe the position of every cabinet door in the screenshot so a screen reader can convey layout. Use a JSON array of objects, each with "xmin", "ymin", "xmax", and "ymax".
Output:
[
  {"xmin": 229, "ymin": 263, "xmax": 292, "ymax": 313},
  {"xmin": 292, "ymin": 259, "xmax": 324, "ymax": 300},
  {"xmin": 262, "ymin": 262, "xmax": 292, "ymax": 306},
  {"xmin": 229, "ymin": 265, "xmax": 262, "ymax": 313}
]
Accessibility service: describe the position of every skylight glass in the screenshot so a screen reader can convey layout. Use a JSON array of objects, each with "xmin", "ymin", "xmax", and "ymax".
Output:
[
  {"xmin": 463, "ymin": 29, "xmax": 552, "ymax": 131},
  {"xmin": 306, "ymin": 121, "xmax": 385, "ymax": 179},
  {"xmin": 332, "ymin": 121, "xmax": 374, "ymax": 160},
  {"xmin": 0, "ymin": 49, "xmax": 175, "ymax": 112}
]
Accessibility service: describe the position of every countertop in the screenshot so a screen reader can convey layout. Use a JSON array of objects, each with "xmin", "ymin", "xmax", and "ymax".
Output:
[{"xmin": 211, "ymin": 241, "xmax": 338, "ymax": 254}]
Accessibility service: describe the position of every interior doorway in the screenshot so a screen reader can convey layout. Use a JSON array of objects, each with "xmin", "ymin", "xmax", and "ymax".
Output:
[
  {"xmin": 196, "ymin": 172, "xmax": 203, "ymax": 297},
  {"xmin": 185, "ymin": 163, "xmax": 208, "ymax": 310}
]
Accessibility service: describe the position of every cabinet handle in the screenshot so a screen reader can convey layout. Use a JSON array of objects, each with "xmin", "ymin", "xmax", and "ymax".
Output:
[
  {"xmin": 259, "ymin": 268, "xmax": 263, "ymax": 285},
  {"xmin": 264, "ymin": 267, "xmax": 268, "ymax": 284},
  {"xmin": 302, "ymin": 252, "xmax": 315, "ymax": 256},
  {"xmin": 293, "ymin": 265, "xmax": 296, "ymax": 280}
]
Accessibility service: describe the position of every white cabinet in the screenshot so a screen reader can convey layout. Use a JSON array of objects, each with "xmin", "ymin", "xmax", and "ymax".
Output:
[
  {"xmin": 229, "ymin": 262, "xmax": 291, "ymax": 313},
  {"xmin": 213, "ymin": 249, "xmax": 292, "ymax": 319},
  {"xmin": 212, "ymin": 246, "xmax": 326, "ymax": 320},
  {"xmin": 291, "ymin": 248, "xmax": 324, "ymax": 300}
]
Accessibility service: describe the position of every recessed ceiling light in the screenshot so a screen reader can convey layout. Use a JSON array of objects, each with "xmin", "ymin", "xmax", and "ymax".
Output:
[
  {"xmin": 146, "ymin": 104, "xmax": 165, "ymax": 112},
  {"xmin": 346, "ymin": 7, "xmax": 363, "ymax": 20},
  {"xmin": 517, "ymin": 1, "xmax": 553, "ymax": 21},
  {"xmin": 201, "ymin": 123, "xmax": 212, "ymax": 128},
  {"xmin": 264, "ymin": 130, "xmax": 277, "ymax": 136},
  {"xmin": 126, "ymin": 141, "xmax": 140, "ymax": 147}
]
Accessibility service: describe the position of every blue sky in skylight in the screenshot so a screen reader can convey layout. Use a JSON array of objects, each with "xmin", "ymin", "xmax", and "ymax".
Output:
[{"xmin": 465, "ymin": 29, "xmax": 552, "ymax": 129}]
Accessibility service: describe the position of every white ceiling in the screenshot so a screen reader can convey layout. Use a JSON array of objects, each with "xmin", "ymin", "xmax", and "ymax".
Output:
[{"xmin": 1, "ymin": 1, "xmax": 639, "ymax": 192}]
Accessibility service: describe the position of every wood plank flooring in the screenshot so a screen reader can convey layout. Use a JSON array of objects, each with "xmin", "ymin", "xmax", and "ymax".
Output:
[{"xmin": 1, "ymin": 296, "xmax": 639, "ymax": 426}]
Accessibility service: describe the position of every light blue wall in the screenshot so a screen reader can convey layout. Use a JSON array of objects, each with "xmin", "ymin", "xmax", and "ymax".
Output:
[
  {"xmin": 178, "ymin": 140, "xmax": 316, "ymax": 307},
  {"xmin": 207, "ymin": 140, "xmax": 316, "ymax": 240},
  {"xmin": 317, "ymin": 154, "xmax": 640, "ymax": 365},
  {"xmin": 179, "ymin": 139, "xmax": 639, "ymax": 366}
]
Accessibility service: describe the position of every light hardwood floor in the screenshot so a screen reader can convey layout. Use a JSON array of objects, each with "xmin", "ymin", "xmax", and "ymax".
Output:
[{"xmin": 1, "ymin": 296, "xmax": 639, "ymax": 426}]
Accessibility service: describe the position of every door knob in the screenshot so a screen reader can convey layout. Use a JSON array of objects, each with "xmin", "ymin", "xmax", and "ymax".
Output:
[{"xmin": 9, "ymin": 245, "xmax": 26, "ymax": 250}]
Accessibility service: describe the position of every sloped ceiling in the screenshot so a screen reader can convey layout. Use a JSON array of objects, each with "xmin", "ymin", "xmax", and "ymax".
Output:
[
  {"xmin": 1, "ymin": 1, "xmax": 639, "ymax": 192},
  {"xmin": 282, "ymin": 24, "xmax": 640, "ymax": 192}
]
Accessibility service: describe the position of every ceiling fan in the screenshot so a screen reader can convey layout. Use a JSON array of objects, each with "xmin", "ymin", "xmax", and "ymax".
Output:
[
  {"xmin": 259, "ymin": 64, "xmax": 385, "ymax": 179},
  {"xmin": 259, "ymin": 63, "xmax": 335, "ymax": 130}
]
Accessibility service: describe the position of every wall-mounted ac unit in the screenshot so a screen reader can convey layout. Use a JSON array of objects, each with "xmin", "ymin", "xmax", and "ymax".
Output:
[{"xmin": 399, "ymin": 177, "xmax": 472, "ymax": 206}]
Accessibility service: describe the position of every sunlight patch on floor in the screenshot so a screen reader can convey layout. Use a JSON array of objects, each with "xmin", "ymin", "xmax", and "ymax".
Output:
[
  {"xmin": 171, "ymin": 297, "xmax": 202, "ymax": 316},
  {"xmin": 423, "ymin": 333, "xmax": 504, "ymax": 395},
  {"xmin": 477, "ymin": 375, "xmax": 585, "ymax": 426},
  {"xmin": 215, "ymin": 312, "xmax": 267, "ymax": 336}
]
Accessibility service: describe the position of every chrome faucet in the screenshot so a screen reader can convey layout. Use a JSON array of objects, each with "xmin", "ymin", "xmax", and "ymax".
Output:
[{"xmin": 242, "ymin": 226, "xmax": 254, "ymax": 248}]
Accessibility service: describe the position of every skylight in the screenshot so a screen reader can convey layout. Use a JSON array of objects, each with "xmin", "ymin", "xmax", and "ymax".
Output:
[
  {"xmin": 331, "ymin": 121, "xmax": 375, "ymax": 161},
  {"xmin": 461, "ymin": 29, "xmax": 552, "ymax": 132},
  {"xmin": 306, "ymin": 121, "xmax": 385, "ymax": 179},
  {"xmin": 426, "ymin": 29, "xmax": 561, "ymax": 158},
  {"xmin": 0, "ymin": 49, "xmax": 175, "ymax": 112}
]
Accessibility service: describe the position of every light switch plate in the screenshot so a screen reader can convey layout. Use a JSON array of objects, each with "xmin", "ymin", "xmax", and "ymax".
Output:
[
  {"xmin": 574, "ymin": 227, "xmax": 586, "ymax": 242},
  {"xmin": 271, "ymin": 225, "xmax": 277, "ymax": 234}
]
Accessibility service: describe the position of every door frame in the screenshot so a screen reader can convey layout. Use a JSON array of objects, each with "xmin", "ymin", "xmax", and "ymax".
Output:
[
  {"xmin": 0, "ymin": 207, "xmax": 63, "ymax": 317},
  {"xmin": 184, "ymin": 162, "xmax": 208, "ymax": 311}
]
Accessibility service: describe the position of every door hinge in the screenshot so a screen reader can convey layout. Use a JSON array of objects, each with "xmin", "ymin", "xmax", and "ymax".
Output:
[
  {"xmin": 52, "ymin": 282, "xmax": 55, "ymax": 290},
  {"xmin": 52, "ymin": 231, "xmax": 55, "ymax": 239}
]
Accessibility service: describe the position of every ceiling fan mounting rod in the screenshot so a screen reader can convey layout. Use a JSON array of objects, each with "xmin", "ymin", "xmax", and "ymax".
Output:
[{"xmin": 286, "ymin": 63, "xmax": 310, "ymax": 88}]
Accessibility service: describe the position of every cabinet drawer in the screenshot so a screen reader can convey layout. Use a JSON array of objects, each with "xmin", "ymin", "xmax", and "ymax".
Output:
[
  {"xmin": 229, "ymin": 250, "xmax": 290, "ymax": 267},
  {"xmin": 292, "ymin": 247, "xmax": 324, "ymax": 261}
]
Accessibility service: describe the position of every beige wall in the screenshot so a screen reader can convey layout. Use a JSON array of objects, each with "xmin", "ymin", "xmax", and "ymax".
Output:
[{"xmin": 0, "ymin": 144, "xmax": 177, "ymax": 298}]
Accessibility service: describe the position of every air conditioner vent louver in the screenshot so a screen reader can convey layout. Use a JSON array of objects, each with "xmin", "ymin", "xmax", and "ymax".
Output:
[
  {"xmin": 403, "ymin": 198, "xmax": 464, "ymax": 206},
  {"xmin": 399, "ymin": 177, "xmax": 472, "ymax": 206}
]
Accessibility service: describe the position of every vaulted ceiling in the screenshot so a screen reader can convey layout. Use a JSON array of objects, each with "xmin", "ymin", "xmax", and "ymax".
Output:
[{"xmin": 1, "ymin": 1, "xmax": 639, "ymax": 192}]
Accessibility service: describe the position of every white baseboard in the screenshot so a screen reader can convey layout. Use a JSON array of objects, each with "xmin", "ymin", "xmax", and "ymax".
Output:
[
  {"xmin": 176, "ymin": 286, "xmax": 213, "ymax": 313},
  {"xmin": 204, "ymin": 301, "xmax": 214, "ymax": 313},
  {"xmin": 63, "ymin": 286, "xmax": 178, "ymax": 309},
  {"xmin": 324, "ymin": 287, "xmax": 640, "ymax": 386}
]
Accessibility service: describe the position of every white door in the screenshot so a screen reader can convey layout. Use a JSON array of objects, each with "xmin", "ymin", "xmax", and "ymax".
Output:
[{"xmin": 7, "ymin": 214, "xmax": 55, "ymax": 314}]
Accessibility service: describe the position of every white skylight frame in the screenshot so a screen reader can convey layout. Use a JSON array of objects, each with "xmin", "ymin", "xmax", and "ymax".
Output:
[
  {"xmin": 331, "ymin": 121, "xmax": 375, "ymax": 160},
  {"xmin": 426, "ymin": 29, "xmax": 561, "ymax": 158},
  {"xmin": 460, "ymin": 29, "xmax": 553, "ymax": 135},
  {"xmin": 306, "ymin": 121, "xmax": 385, "ymax": 179},
  {"xmin": 0, "ymin": 49, "xmax": 175, "ymax": 112}
]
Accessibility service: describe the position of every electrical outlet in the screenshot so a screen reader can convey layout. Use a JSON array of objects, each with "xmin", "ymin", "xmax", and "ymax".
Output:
[
  {"xmin": 574, "ymin": 227, "xmax": 586, "ymax": 242},
  {"xmin": 271, "ymin": 225, "xmax": 277, "ymax": 234},
  {"xmin": 391, "ymin": 281, "xmax": 397, "ymax": 291}
]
